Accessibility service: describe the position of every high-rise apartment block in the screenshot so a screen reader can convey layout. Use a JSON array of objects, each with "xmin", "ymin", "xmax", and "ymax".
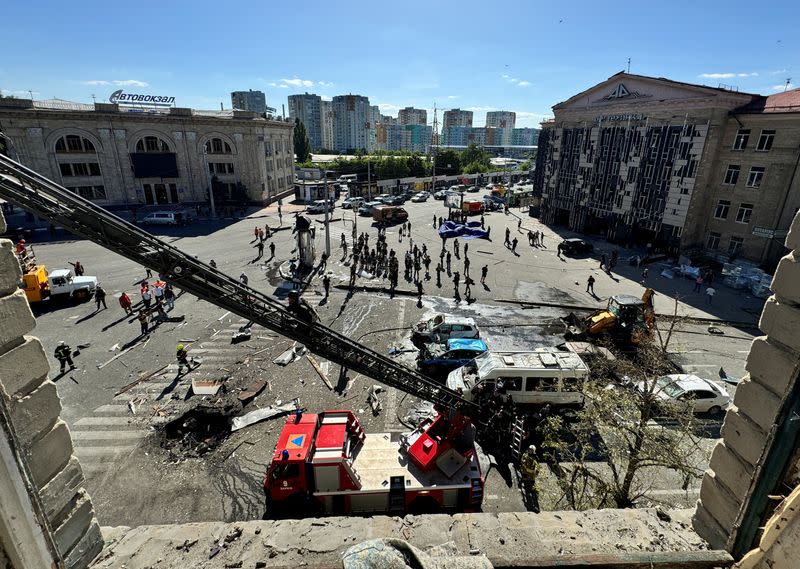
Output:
[
  {"xmin": 443, "ymin": 108, "xmax": 473, "ymax": 128},
  {"xmin": 332, "ymin": 94, "xmax": 371, "ymax": 152},
  {"xmin": 398, "ymin": 107, "xmax": 427, "ymax": 125},
  {"xmin": 231, "ymin": 90, "xmax": 267, "ymax": 114},
  {"xmin": 485, "ymin": 110, "xmax": 516, "ymax": 129},
  {"xmin": 512, "ymin": 128, "xmax": 539, "ymax": 146},
  {"xmin": 320, "ymin": 100, "xmax": 334, "ymax": 151},
  {"xmin": 288, "ymin": 93, "xmax": 323, "ymax": 150}
]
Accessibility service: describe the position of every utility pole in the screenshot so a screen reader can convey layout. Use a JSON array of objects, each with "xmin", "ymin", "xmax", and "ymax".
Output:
[
  {"xmin": 367, "ymin": 157, "xmax": 372, "ymax": 200},
  {"xmin": 431, "ymin": 104, "xmax": 438, "ymax": 193},
  {"xmin": 323, "ymin": 170, "xmax": 331, "ymax": 256},
  {"xmin": 203, "ymin": 145, "xmax": 217, "ymax": 219}
]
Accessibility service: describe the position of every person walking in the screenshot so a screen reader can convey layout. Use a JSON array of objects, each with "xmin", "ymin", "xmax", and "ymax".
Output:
[
  {"xmin": 269, "ymin": 241, "xmax": 276, "ymax": 259},
  {"xmin": 176, "ymin": 343, "xmax": 196, "ymax": 375},
  {"xmin": 557, "ymin": 242, "xmax": 563, "ymax": 258},
  {"xmin": 504, "ymin": 227, "xmax": 511, "ymax": 248},
  {"xmin": 511, "ymin": 237, "xmax": 518, "ymax": 253},
  {"xmin": 694, "ymin": 275, "xmax": 704, "ymax": 292},
  {"xmin": 163, "ymin": 284, "xmax": 176, "ymax": 311},
  {"xmin": 480, "ymin": 264, "xmax": 488, "ymax": 285},
  {"xmin": 349, "ymin": 263, "xmax": 357, "ymax": 288},
  {"xmin": 586, "ymin": 275, "xmax": 596, "ymax": 295},
  {"xmin": 94, "ymin": 284, "xmax": 107, "ymax": 311},
  {"xmin": 517, "ymin": 217, "xmax": 522, "ymax": 232},
  {"xmin": 463, "ymin": 242, "xmax": 468, "ymax": 258},
  {"xmin": 435, "ymin": 264, "xmax": 442, "ymax": 287},
  {"xmin": 480, "ymin": 214, "xmax": 485, "ymax": 228},
  {"xmin": 137, "ymin": 310, "xmax": 149, "ymax": 336},
  {"xmin": 464, "ymin": 256, "xmax": 471, "ymax": 277},
  {"xmin": 54, "ymin": 341, "xmax": 75, "ymax": 373},
  {"xmin": 417, "ymin": 280, "xmax": 423, "ymax": 301},
  {"xmin": 706, "ymin": 286, "xmax": 716, "ymax": 304},
  {"xmin": 322, "ymin": 274, "xmax": 331, "ymax": 299},
  {"xmin": 119, "ymin": 291, "xmax": 133, "ymax": 315},
  {"xmin": 446, "ymin": 251, "xmax": 452, "ymax": 272},
  {"xmin": 145, "ymin": 267, "xmax": 153, "ymax": 278},
  {"xmin": 277, "ymin": 204, "xmax": 283, "ymax": 226},
  {"xmin": 453, "ymin": 271, "xmax": 461, "ymax": 302},
  {"xmin": 254, "ymin": 240, "xmax": 264, "ymax": 259},
  {"xmin": 464, "ymin": 277, "xmax": 472, "ymax": 300},
  {"xmin": 254, "ymin": 226, "xmax": 260, "ymax": 242},
  {"xmin": 641, "ymin": 267, "xmax": 649, "ymax": 283},
  {"xmin": 528, "ymin": 230, "xmax": 534, "ymax": 246},
  {"xmin": 432, "ymin": 214, "xmax": 437, "ymax": 228},
  {"xmin": 454, "ymin": 238, "xmax": 460, "ymax": 258}
]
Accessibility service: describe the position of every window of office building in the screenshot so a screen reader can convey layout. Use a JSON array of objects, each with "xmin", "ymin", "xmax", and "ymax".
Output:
[
  {"xmin": 707, "ymin": 232, "xmax": 721, "ymax": 250},
  {"xmin": 208, "ymin": 162, "xmax": 234, "ymax": 175},
  {"xmin": 136, "ymin": 136, "xmax": 171, "ymax": 153},
  {"xmin": 736, "ymin": 203, "xmax": 754, "ymax": 224},
  {"xmin": 723, "ymin": 165, "xmax": 740, "ymax": 185},
  {"xmin": 205, "ymin": 137, "xmax": 233, "ymax": 154},
  {"xmin": 756, "ymin": 129, "xmax": 775, "ymax": 152},
  {"xmin": 55, "ymin": 135, "xmax": 96, "ymax": 153},
  {"xmin": 714, "ymin": 200, "xmax": 730, "ymax": 220},
  {"xmin": 728, "ymin": 236, "xmax": 744, "ymax": 256},
  {"xmin": 66, "ymin": 185, "xmax": 106, "ymax": 201},
  {"xmin": 733, "ymin": 129, "xmax": 750, "ymax": 150},
  {"xmin": 746, "ymin": 166, "xmax": 765, "ymax": 188}
]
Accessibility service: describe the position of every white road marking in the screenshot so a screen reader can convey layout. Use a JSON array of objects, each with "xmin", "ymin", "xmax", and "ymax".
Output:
[
  {"xmin": 75, "ymin": 416, "xmax": 137, "ymax": 427},
  {"xmin": 93, "ymin": 404, "xmax": 131, "ymax": 414},
  {"xmin": 218, "ymin": 311, "xmax": 231, "ymax": 321},
  {"xmin": 71, "ymin": 430, "xmax": 147, "ymax": 441},
  {"xmin": 73, "ymin": 445, "xmax": 139, "ymax": 456}
]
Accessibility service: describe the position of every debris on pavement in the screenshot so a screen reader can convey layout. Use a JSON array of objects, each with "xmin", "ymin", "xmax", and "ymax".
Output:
[
  {"xmin": 191, "ymin": 378, "xmax": 223, "ymax": 396},
  {"xmin": 403, "ymin": 401, "xmax": 436, "ymax": 427},
  {"xmin": 230, "ymin": 400, "xmax": 299, "ymax": 432},
  {"xmin": 238, "ymin": 380, "xmax": 267, "ymax": 403},
  {"xmin": 306, "ymin": 354, "xmax": 333, "ymax": 390},
  {"xmin": 367, "ymin": 385, "xmax": 384, "ymax": 414}
]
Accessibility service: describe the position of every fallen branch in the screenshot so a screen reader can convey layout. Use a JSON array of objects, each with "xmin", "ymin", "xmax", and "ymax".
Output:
[
  {"xmin": 115, "ymin": 363, "xmax": 169, "ymax": 396},
  {"xmin": 306, "ymin": 354, "xmax": 333, "ymax": 390}
]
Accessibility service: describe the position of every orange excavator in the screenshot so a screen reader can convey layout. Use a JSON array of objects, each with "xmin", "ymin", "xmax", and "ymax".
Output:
[{"xmin": 564, "ymin": 288, "xmax": 656, "ymax": 346}]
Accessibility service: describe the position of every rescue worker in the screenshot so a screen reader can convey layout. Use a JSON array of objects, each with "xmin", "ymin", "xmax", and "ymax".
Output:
[
  {"xmin": 54, "ymin": 341, "xmax": 75, "ymax": 373},
  {"xmin": 286, "ymin": 290, "xmax": 319, "ymax": 323},
  {"xmin": 176, "ymin": 343, "xmax": 196, "ymax": 375},
  {"xmin": 137, "ymin": 310, "xmax": 149, "ymax": 336},
  {"xmin": 71, "ymin": 260, "xmax": 85, "ymax": 276},
  {"xmin": 163, "ymin": 283, "xmax": 176, "ymax": 311},
  {"xmin": 520, "ymin": 445, "xmax": 541, "ymax": 513},
  {"xmin": 322, "ymin": 273, "xmax": 331, "ymax": 299}
]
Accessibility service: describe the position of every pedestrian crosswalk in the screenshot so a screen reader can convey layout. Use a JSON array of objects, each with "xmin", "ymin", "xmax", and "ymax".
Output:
[{"xmin": 70, "ymin": 316, "xmax": 266, "ymax": 478}]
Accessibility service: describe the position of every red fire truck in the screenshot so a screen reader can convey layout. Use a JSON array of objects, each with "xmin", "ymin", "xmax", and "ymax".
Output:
[{"xmin": 264, "ymin": 409, "xmax": 483, "ymax": 515}]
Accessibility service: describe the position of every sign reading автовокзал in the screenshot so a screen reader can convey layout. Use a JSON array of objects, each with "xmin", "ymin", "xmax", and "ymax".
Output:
[{"xmin": 109, "ymin": 90, "xmax": 175, "ymax": 106}]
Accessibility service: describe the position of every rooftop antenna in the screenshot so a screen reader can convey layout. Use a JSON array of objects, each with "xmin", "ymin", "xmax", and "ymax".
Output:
[
  {"xmin": 28, "ymin": 90, "xmax": 34, "ymax": 100},
  {"xmin": 220, "ymin": 102, "xmax": 223, "ymax": 111},
  {"xmin": 627, "ymin": 58, "xmax": 631, "ymax": 73},
  {"xmin": 785, "ymin": 78, "xmax": 792, "ymax": 92},
  {"xmin": 91, "ymin": 94, "xmax": 96, "ymax": 104}
]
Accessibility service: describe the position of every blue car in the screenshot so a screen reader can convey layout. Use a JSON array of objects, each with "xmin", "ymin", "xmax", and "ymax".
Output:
[{"xmin": 417, "ymin": 338, "xmax": 488, "ymax": 377}]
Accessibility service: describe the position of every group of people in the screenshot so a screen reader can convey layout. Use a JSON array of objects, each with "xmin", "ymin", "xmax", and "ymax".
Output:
[{"xmin": 133, "ymin": 277, "xmax": 176, "ymax": 335}]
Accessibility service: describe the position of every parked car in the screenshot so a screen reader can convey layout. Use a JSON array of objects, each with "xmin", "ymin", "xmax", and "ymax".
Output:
[
  {"xmin": 417, "ymin": 338, "xmax": 489, "ymax": 377},
  {"xmin": 636, "ymin": 374, "xmax": 731, "ymax": 415},
  {"xmin": 358, "ymin": 201, "xmax": 383, "ymax": 216},
  {"xmin": 307, "ymin": 199, "xmax": 335, "ymax": 214},
  {"xmin": 559, "ymin": 238, "xmax": 594, "ymax": 256},
  {"xmin": 141, "ymin": 210, "xmax": 192, "ymax": 226},
  {"xmin": 373, "ymin": 194, "xmax": 392, "ymax": 204},
  {"xmin": 411, "ymin": 193, "xmax": 429, "ymax": 203},
  {"xmin": 466, "ymin": 186, "xmax": 479, "ymax": 193},
  {"xmin": 411, "ymin": 315, "xmax": 480, "ymax": 345},
  {"xmin": 342, "ymin": 197, "xmax": 364, "ymax": 209},
  {"xmin": 434, "ymin": 190, "xmax": 448, "ymax": 200},
  {"xmin": 385, "ymin": 195, "xmax": 406, "ymax": 206}
]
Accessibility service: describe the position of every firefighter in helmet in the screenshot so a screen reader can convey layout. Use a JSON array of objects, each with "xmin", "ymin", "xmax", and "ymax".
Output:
[
  {"xmin": 520, "ymin": 444, "xmax": 541, "ymax": 513},
  {"xmin": 286, "ymin": 290, "xmax": 319, "ymax": 324}
]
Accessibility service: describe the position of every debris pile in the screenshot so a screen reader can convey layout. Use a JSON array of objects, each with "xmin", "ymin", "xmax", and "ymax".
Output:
[{"xmin": 161, "ymin": 405, "xmax": 236, "ymax": 457}]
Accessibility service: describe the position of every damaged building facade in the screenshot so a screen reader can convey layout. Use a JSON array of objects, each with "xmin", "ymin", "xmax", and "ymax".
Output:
[{"xmin": 537, "ymin": 72, "xmax": 800, "ymax": 269}]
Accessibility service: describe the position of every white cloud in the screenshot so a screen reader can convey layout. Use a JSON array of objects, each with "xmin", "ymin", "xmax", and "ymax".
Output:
[
  {"xmin": 772, "ymin": 83, "xmax": 795, "ymax": 91},
  {"xmin": 501, "ymin": 75, "xmax": 531, "ymax": 87},
  {"xmin": 517, "ymin": 81, "xmax": 532, "ymax": 87},
  {"xmin": 738, "ymin": 72, "xmax": 759, "ymax": 77},
  {"xmin": 377, "ymin": 103, "xmax": 400, "ymax": 112},
  {"xmin": 113, "ymin": 79, "xmax": 149, "ymax": 87},
  {"xmin": 772, "ymin": 68, "xmax": 789, "ymax": 74},
  {"xmin": 317, "ymin": 81, "xmax": 334, "ymax": 87},
  {"xmin": 280, "ymin": 77, "xmax": 314, "ymax": 87},
  {"xmin": 699, "ymin": 73, "xmax": 736, "ymax": 79},
  {"xmin": 447, "ymin": 95, "xmax": 459, "ymax": 100},
  {"xmin": 82, "ymin": 80, "xmax": 110, "ymax": 85},
  {"xmin": 465, "ymin": 106, "xmax": 497, "ymax": 112},
  {"xmin": 268, "ymin": 82, "xmax": 277, "ymax": 87}
]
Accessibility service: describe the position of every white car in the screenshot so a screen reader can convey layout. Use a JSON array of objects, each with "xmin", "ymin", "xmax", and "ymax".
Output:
[
  {"xmin": 639, "ymin": 374, "xmax": 731, "ymax": 415},
  {"xmin": 307, "ymin": 199, "xmax": 335, "ymax": 214},
  {"xmin": 411, "ymin": 314, "xmax": 480, "ymax": 344},
  {"xmin": 433, "ymin": 190, "xmax": 447, "ymax": 200},
  {"xmin": 358, "ymin": 201, "xmax": 382, "ymax": 216},
  {"xmin": 342, "ymin": 197, "xmax": 364, "ymax": 209},
  {"xmin": 410, "ymin": 193, "xmax": 428, "ymax": 203}
]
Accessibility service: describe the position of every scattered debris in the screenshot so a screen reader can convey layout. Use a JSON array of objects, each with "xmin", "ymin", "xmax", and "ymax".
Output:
[
  {"xmin": 238, "ymin": 380, "xmax": 267, "ymax": 403},
  {"xmin": 719, "ymin": 367, "xmax": 741, "ymax": 385},
  {"xmin": 127, "ymin": 400, "xmax": 137, "ymax": 415},
  {"xmin": 230, "ymin": 400, "xmax": 299, "ymax": 432},
  {"xmin": 161, "ymin": 406, "xmax": 236, "ymax": 457},
  {"xmin": 97, "ymin": 337, "xmax": 149, "ymax": 369},
  {"xmin": 404, "ymin": 401, "xmax": 436, "ymax": 427},
  {"xmin": 708, "ymin": 325, "xmax": 724, "ymax": 335},
  {"xmin": 175, "ymin": 539, "xmax": 198, "ymax": 552},
  {"xmin": 192, "ymin": 379, "xmax": 222, "ymax": 396},
  {"xmin": 115, "ymin": 364, "xmax": 170, "ymax": 396},
  {"xmin": 273, "ymin": 342, "xmax": 305, "ymax": 366},
  {"xmin": 109, "ymin": 343, "xmax": 120, "ymax": 352},
  {"xmin": 224, "ymin": 526, "xmax": 243, "ymax": 543},
  {"xmin": 367, "ymin": 385, "xmax": 384, "ymax": 414},
  {"xmin": 306, "ymin": 354, "xmax": 333, "ymax": 390}
]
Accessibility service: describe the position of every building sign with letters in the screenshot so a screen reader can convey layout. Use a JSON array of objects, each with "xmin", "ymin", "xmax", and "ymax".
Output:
[
  {"xmin": 595, "ymin": 114, "xmax": 646, "ymax": 123},
  {"xmin": 752, "ymin": 226, "xmax": 789, "ymax": 239},
  {"xmin": 599, "ymin": 83, "xmax": 651, "ymax": 101},
  {"xmin": 109, "ymin": 90, "xmax": 175, "ymax": 106}
]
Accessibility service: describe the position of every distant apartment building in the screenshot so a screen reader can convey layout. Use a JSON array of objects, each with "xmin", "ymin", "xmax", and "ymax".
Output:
[
  {"xmin": 398, "ymin": 107, "xmax": 427, "ymax": 125},
  {"xmin": 380, "ymin": 114, "xmax": 398, "ymax": 126},
  {"xmin": 441, "ymin": 126, "xmax": 487, "ymax": 147},
  {"xmin": 332, "ymin": 94, "xmax": 370, "ymax": 152},
  {"xmin": 512, "ymin": 127, "xmax": 539, "ymax": 146},
  {"xmin": 443, "ymin": 108, "xmax": 473, "ymax": 128},
  {"xmin": 231, "ymin": 90, "xmax": 267, "ymax": 114},
  {"xmin": 486, "ymin": 110, "xmax": 516, "ymax": 129},
  {"xmin": 288, "ymin": 93, "xmax": 323, "ymax": 150},
  {"xmin": 320, "ymin": 100, "xmax": 334, "ymax": 151},
  {"xmin": 536, "ymin": 71, "xmax": 800, "ymax": 269},
  {"xmin": 367, "ymin": 105, "xmax": 381, "ymax": 152}
]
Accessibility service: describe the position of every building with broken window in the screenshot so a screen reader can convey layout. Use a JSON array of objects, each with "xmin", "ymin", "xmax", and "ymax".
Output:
[{"xmin": 536, "ymin": 72, "xmax": 800, "ymax": 269}]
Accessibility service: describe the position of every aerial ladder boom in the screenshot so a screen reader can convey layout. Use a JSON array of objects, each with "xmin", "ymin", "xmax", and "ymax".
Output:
[{"xmin": 0, "ymin": 154, "xmax": 478, "ymax": 415}]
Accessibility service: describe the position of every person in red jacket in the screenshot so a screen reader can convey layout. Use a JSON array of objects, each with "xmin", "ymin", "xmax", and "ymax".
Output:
[{"xmin": 119, "ymin": 292, "xmax": 133, "ymax": 315}]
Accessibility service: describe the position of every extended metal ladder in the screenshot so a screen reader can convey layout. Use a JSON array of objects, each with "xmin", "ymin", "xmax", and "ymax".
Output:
[{"xmin": 0, "ymin": 154, "xmax": 479, "ymax": 416}]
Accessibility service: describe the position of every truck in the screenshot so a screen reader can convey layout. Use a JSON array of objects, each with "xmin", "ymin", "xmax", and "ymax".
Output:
[
  {"xmin": 265, "ymin": 409, "xmax": 483, "ymax": 515},
  {"xmin": 0, "ymin": 152, "xmax": 486, "ymax": 519},
  {"xmin": 372, "ymin": 205, "xmax": 408, "ymax": 224},
  {"xmin": 21, "ymin": 266, "xmax": 97, "ymax": 303}
]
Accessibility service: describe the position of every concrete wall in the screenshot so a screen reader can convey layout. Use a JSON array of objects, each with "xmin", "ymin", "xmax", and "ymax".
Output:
[
  {"xmin": 693, "ymin": 209, "xmax": 800, "ymax": 551},
  {"xmin": 0, "ymin": 209, "xmax": 102, "ymax": 569},
  {"xmin": 736, "ymin": 483, "xmax": 800, "ymax": 569}
]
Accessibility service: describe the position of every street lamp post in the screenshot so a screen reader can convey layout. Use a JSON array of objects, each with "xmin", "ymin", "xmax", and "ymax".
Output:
[{"xmin": 322, "ymin": 170, "xmax": 331, "ymax": 257}]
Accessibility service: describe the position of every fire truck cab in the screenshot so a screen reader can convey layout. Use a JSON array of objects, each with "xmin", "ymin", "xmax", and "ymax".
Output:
[{"xmin": 264, "ymin": 410, "xmax": 483, "ymax": 516}]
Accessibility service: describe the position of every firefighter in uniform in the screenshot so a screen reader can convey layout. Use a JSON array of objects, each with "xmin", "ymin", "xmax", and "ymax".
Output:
[
  {"xmin": 176, "ymin": 343, "xmax": 196, "ymax": 375},
  {"xmin": 520, "ymin": 444, "xmax": 541, "ymax": 513},
  {"xmin": 54, "ymin": 341, "xmax": 75, "ymax": 373},
  {"xmin": 286, "ymin": 290, "xmax": 319, "ymax": 324}
]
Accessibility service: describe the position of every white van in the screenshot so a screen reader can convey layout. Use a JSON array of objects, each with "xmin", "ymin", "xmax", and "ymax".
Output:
[
  {"xmin": 141, "ymin": 210, "xmax": 191, "ymax": 226},
  {"xmin": 446, "ymin": 348, "xmax": 590, "ymax": 408}
]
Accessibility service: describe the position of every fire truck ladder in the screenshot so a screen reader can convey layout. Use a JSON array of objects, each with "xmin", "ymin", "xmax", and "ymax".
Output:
[{"xmin": 0, "ymin": 154, "xmax": 479, "ymax": 415}]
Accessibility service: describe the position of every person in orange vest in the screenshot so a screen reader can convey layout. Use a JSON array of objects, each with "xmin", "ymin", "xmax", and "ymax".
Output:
[{"xmin": 15, "ymin": 239, "xmax": 26, "ymax": 257}]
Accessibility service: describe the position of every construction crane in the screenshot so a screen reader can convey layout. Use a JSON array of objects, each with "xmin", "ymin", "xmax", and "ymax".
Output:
[{"xmin": 0, "ymin": 153, "xmax": 478, "ymax": 416}]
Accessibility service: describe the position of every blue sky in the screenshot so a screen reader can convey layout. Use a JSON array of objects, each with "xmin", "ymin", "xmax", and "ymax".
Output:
[{"xmin": 1, "ymin": 0, "xmax": 797, "ymax": 128}]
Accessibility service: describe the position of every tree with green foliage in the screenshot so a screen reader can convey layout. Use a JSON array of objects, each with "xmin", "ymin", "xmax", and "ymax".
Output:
[
  {"xmin": 293, "ymin": 119, "xmax": 312, "ymax": 163},
  {"xmin": 435, "ymin": 149, "xmax": 461, "ymax": 175},
  {"xmin": 460, "ymin": 142, "xmax": 491, "ymax": 172}
]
